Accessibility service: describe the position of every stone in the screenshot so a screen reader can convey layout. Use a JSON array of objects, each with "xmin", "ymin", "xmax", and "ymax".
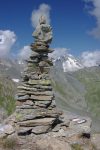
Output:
[
  {"xmin": 28, "ymin": 79, "xmax": 51, "ymax": 86},
  {"xmin": 26, "ymin": 58, "xmax": 39, "ymax": 63},
  {"xmin": 0, "ymin": 124, "xmax": 15, "ymax": 136},
  {"xmin": 33, "ymin": 16, "xmax": 52, "ymax": 44},
  {"xmin": 91, "ymin": 134, "xmax": 100, "ymax": 150},
  {"xmin": 16, "ymin": 95, "xmax": 30, "ymax": 101},
  {"xmin": 32, "ymin": 125, "xmax": 51, "ymax": 134},
  {"xmin": 17, "ymin": 118, "xmax": 56, "ymax": 127},
  {"xmin": 17, "ymin": 86, "xmax": 37, "ymax": 92},
  {"xmin": 17, "ymin": 127, "xmax": 32, "ymax": 136},
  {"xmin": 30, "ymin": 95, "xmax": 53, "ymax": 101},
  {"xmin": 36, "ymin": 137, "xmax": 71, "ymax": 150},
  {"xmin": 15, "ymin": 109, "xmax": 59, "ymax": 122},
  {"xmin": 35, "ymin": 100, "xmax": 52, "ymax": 108}
]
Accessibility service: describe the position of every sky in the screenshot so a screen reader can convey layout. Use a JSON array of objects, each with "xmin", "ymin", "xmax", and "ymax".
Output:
[{"xmin": 0, "ymin": 0, "xmax": 100, "ymax": 66}]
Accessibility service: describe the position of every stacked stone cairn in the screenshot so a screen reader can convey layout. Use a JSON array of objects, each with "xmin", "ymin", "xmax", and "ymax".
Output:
[{"xmin": 15, "ymin": 16, "xmax": 62, "ymax": 136}]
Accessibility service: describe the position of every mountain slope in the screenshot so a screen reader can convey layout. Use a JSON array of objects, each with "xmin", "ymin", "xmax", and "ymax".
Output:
[{"xmin": 51, "ymin": 65, "xmax": 100, "ymax": 121}]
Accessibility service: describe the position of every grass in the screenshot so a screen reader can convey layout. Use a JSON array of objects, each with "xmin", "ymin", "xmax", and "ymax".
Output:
[
  {"xmin": 71, "ymin": 144, "xmax": 83, "ymax": 150},
  {"xmin": 74, "ymin": 67, "xmax": 100, "ymax": 119},
  {"xmin": 0, "ymin": 76, "xmax": 16, "ymax": 116}
]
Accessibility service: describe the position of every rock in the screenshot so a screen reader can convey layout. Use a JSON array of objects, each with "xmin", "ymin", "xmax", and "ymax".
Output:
[
  {"xmin": 26, "ymin": 58, "xmax": 39, "ymax": 63},
  {"xmin": 32, "ymin": 125, "xmax": 51, "ymax": 134},
  {"xmin": 30, "ymin": 95, "xmax": 53, "ymax": 101},
  {"xmin": 36, "ymin": 137, "xmax": 71, "ymax": 150},
  {"xmin": 16, "ymin": 95, "xmax": 30, "ymax": 101},
  {"xmin": 17, "ymin": 86, "xmax": 37, "ymax": 92},
  {"xmin": 17, "ymin": 127, "xmax": 32, "ymax": 136},
  {"xmin": 0, "ymin": 124, "xmax": 15, "ymax": 136},
  {"xmin": 15, "ymin": 108, "xmax": 59, "ymax": 122},
  {"xmin": 91, "ymin": 134, "xmax": 100, "ymax": 150},
  {"xmin": 17, "ymin": 118, "xmax": 57, "ymax": 127},
  {"xmin": 30, "ymin": 85, "xmax": 52, "ymax": 91},
  {"xmin": 28, "ymin": 79, "xmax": 51, "ymax": 86},
  {"xmin": 16, "ymin": 100, "xmax": 34, "ymax": 106},
  {"xmin": 35, "ymin": 100, "xmax": 52, "ymax": 108}
]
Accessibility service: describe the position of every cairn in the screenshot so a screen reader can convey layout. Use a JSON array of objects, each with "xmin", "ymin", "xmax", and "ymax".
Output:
[{"xmin": 15, "ymin": 16, "xmax": 62, "ymax": 135}]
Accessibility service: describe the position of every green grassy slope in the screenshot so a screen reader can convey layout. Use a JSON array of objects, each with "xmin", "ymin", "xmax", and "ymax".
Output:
[
  {"xmin": 74, "ymin": 67, "xmax": 100, "ymax": 118},
  {"xmin": 0, "ymin": 76, "xmax": 16, "ymax": 116},
  {"xmin": 51, "ymin": 66, "xmax": 100, "ymax": 120}
]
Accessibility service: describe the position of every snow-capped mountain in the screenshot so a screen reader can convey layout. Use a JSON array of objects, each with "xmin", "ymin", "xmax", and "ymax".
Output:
[{"xmin": 53, "ymin": 54, "xmax": 84, "ymax": 72}]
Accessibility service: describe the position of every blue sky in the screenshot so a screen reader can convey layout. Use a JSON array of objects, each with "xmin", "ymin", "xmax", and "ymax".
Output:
[{"xmin": 0, "ymin": 0, "xmax": 100, "ymax": 58}]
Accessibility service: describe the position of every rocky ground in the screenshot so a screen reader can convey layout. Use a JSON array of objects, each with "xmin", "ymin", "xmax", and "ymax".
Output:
[{"xmin": 0, "ymin": 111, "xmax": 99, "ymax": 150}]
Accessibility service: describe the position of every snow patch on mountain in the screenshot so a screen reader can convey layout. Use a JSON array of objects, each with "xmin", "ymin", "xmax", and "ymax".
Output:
[
  {"xmin": 53, "ymin": 54, "xmax": 83, "ymax": 72},
  {"xmin": 62, "ymin": 55, "xmax": 83, "ymax": 72}
]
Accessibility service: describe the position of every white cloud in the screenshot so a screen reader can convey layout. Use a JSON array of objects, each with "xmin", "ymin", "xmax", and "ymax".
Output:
[
  {"xmin": 83, "ymin": 0, "xmax": 100, "ymax": 38},
  {"xmin": 81, "ymin": 50, "xmax": 100, "ymax": 67},
  {"xmin": 49, "ymin": 48, "xmax": 69, "ymax": 60},
  {"xmin": 18, "ymin": 45, "xmax": 31, "ymax": 60},
  {"xmin": 0, "ymin": 30, "xmax": 16, "ymax": 57},
  {"xmin": 31, "ymin": 3, "xmax": 51, "ymax": 28}
]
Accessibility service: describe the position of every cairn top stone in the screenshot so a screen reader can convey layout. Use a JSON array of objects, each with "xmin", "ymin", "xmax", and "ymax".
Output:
[{"xmin": 33, "ymin": 15, "xmax": 53, "ymax": 45}]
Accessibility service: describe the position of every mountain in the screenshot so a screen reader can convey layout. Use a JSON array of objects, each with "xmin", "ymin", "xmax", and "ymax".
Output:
[
  {"xmin": 53, "ymin": 54, "xmax": 83, "ymax": 72},
  {"xmin": 0, "ymin": 58, "xmax": 21, "ymax": 79},
  {"xmin": 51, "ymin": 56, "xmax": 100, "ymax": 131}
]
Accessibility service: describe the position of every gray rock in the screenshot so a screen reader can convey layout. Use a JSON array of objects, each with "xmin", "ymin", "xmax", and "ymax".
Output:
[
  {"xmin": 36, "ymin": 137, "xmax": 71, "ymax": 150},
  {"xmin": 91, "ymin": 134, "xmax": 100, "ymax": 150},
  {"xmin": 0, "ymin": 124, "xmax": 15, "ymax": 136},
  {"xmin": 32, "ymin": 125, "xmax": 51, "ymax": 134},
  {"xmin": 30, "ymin": 95, "xmax": 53, "ymax": 101},
  {"xmin": 33, "ymin": 15, "xmax": 52, "ymax": 44},
  {"xmin": 17, "ymin": 127, "xmax": 32, "ymax": 136},
  {"xmin": 18, "ymin": 118, "xmax": 56, "ymax": 127},
  {"xmin": 15, "ymin": 108, "xmax": 59, "ymax": 122},
  {"xmin": 16, "ymin": 95, "xmax": 30, "ymax": 101},
  {"xmin": 17, "ymin": 86, "xmax": 37, "ymax": 92}
]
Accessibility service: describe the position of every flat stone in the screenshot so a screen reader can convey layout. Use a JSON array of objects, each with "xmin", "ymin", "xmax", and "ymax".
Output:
[
  {"xmin": 17, "ymin": 86, "xmax": 37, "ymax": 92},
  {"xmin": 18, "ymin": 118, "xmax": 56, "ymax": 127},
  {"xmin": 35, "ymin": 100, "xmax": 52, "ymax": 108},
  {"xmin": 30, "ymin": 95, "xmax": 53, "ymax": 101},
  {"xmin": 17, "ymin": 127, "xmax": 32, "ymax": 136},
  {"xmin": 29, "ymin": 85, "xmax": 52, "ymax": 91},
  {"xmin": 0, "ymin": 125, "xmax": 15, "ymax": 135},
  {"xmin": 28, "ymin": 79, "xmax": 51, "ymax": 86},
  {"xmin": 26, "ymin": 58, "xmax": 39, "ymax": 63},
  {"xmin": 16, "ymin": 100, "xmax": 34, "ymax": 106},
  {"xmin": 16, "ymin": 95, "xmax": 30, "ymax": 101},
  {"xmin": 16, "ymin": 105, "xmax": 35, "ymax": 109},
  {"xmin": 32, "ymin": 125, "xmax": 51, "ymax": 134},
  {"xmin": 30, "ymin": 51, "xmax": 40, "ymax": 57},
  {"xmin": 39, "ymin": 61, "xmax": 50, "ymax": 67},
  {"xmin": 18, "ymin": 91, "xmax": 54, "ymax": 96},
  {"xmin": 15, "ymin": 109, "xmax": 59, "ymax": 122}
]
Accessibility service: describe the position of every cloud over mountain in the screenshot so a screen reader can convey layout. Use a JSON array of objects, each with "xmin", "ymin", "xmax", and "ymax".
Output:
[
  {"xmin": 31, "ymin": 3, "xmax": 51, "ymax": 28},
  {"xmin": 0, "ymin": 30, "xmax": 16, "ymax": 57},
  {"xmin": 81, "ymin": 50, "xmax": 100, "ymax": 67}
]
